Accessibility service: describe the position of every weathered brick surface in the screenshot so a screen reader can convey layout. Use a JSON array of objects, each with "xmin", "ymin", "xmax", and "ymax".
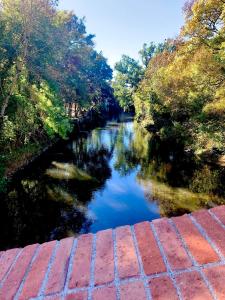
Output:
[
  {"xmin": 19, "ymin": 241, "xmax": 56, "ymax": 300},
  {"xmin": 92, "ymin": 286, "xmax": 116, "ymax": 300},
  {"xmin": 0, "ymin": 248, "xmax": 20, "ymax": 282},
  {"xmin": 0, "ymin": 244, "xmax": 38, "ymax": 300},
  {"xmin": 153, "ymin": 218, "xmax": 192, "ymax": 270},
  {"xmin": 94, "ymin": 229, "xmax": 114, "ymax": 285},
  {"xmin": 149, "ymin": 276, "xmax": 179, "ymax": 300},
  {"xmin": 193, "ymin": 209, "xmax": 225, "ymax": 257},
  {"xmin": 176, "ymin": 271, "xmax": 213, "ymax": 300},
  {"xmin": 45, "ymin": 238, "xmax": 73, "ymax": 295},
  {"xmin": 120, "ymin": 281, "xmax": 147, "ymax": 300},
  {"xmin": 204, "ymin": 265, "xmax": 225, "ymax": 299},
  {"xmin": 116, "ymin": 226, "xmax": 140, "ymax": 279},
  {"xmin": 173, "ymin": 215, "xmax": 219, "ymax": 265},
  {"xmin": 1, "ymin": 206, "xmax": 225, "ymax": 300},
  {"xmin": 69, "ymin": 234, "xmax": 93, "ymax": 289},
  {"xmin": 49, "ymin": 296, "xmax": 63, "ymax": 300},
  {"xmin": 65, "ymin": 291, "xmax": 88, "ymax": 300},
  {"xmin": 134, "ymin": 222, "xmax": 166, "ymax": 275},
  {"xmin": 210, "ymin": 205, "xmax": 225, "ymax": 225}
]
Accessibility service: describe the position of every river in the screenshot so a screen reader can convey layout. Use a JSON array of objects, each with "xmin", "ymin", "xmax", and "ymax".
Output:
[{"xmin": 1, "ymin": 115, "xmax": 225, "ymax": 250}]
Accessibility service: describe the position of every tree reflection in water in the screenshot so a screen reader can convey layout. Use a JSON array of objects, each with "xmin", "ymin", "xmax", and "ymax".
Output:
[
  {"xmin": 0, "ymin": 129, "xmax": 114, "ymax": 250},
  {"xmin": 114, "ymin": 123, "xmax": 225, "ymax": 217},
  {"xmin": 1, "ymin": 119, "xmax": 225, "ymax": 250}
]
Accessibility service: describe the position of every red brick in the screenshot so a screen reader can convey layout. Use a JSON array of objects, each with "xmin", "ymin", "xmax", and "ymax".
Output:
[
  {"xmin": 153, "ymin": 218, "xmax": 192, "ymax": 270},
  {"xmin": 69, "ymin": 234, "xmax": 93, "ymax": 289},
  {"xmin": 92, "ymin": 286, "xmax": 116, "ymax": 300},
  {"xmin": 45, "ymin": 238, "xmax": 73, "ymax": 295},
  {"xmin": 134, "ymin": 222, "xmax": 166, "ymax": 275},
  {"xmin": 210, "ymin": 205, "xmax": 225, "ymax": 225},
  {"xmin": 65, "ymin": 291, "xmax": 88, "ymax": 300},
  {"xmin": 173, "ymin": 215, "xmax": 219, "ymax": 265},
  {"xmin": 176, "ymin": 271, "xmax": 213, "ymax": 300},
  {"xmin": 0, "ymin": 248, "xmax": 20, "ymax": 282},
  {"xmin": 0, "ymin": 244, "xmax": 38, "ymax": 300},
  {"xmin": 193, "ymin": 210, "xmax": 225, "ymax": 256},
  {"xmin": 149, "ymin": 276, "xmax": 179, "ymax": 300},
  {"xmin": 120, "ymin": 281, "xmax": 147, "ymax": 300},
  {"xmin": 19, "ymin": 241, "xmax": 56, "ymax": 300},
  {"xmin": 116, "ymin": 226, "xmax": 140, "ymax": 279},
  {"xmin": 204, "ymin": 265, "xmax": 225, "ymax": 299},
  {"xmin": 94, "ymin": 229, "xmax": 114, "ymax": 285}
]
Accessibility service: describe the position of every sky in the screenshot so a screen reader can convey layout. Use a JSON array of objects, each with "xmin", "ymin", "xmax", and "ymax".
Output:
[{"xmin": 59, "ymin": 0, "xmax": 186, "ymax": 68}]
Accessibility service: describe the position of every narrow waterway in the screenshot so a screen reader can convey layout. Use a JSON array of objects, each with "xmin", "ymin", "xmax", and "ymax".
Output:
[{"xmin": 1, "ymin": 116, "xmax": 225, "ymax": 250}]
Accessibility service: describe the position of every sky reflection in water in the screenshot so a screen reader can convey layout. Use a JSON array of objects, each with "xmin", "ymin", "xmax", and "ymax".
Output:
[{"xmin": 86, "ymin": 122, "xmax": 159, "ymax": 232}]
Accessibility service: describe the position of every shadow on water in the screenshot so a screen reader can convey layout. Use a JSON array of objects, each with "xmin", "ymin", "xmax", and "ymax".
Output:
[{"xmin": 1, "ymin": 115, "xmax": 225, "ymax": 250}]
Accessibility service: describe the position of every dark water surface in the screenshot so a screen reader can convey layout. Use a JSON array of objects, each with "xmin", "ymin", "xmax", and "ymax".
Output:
[{"xmin": 1, "ymin": 116, "xmax": 225, "ymax": 250}]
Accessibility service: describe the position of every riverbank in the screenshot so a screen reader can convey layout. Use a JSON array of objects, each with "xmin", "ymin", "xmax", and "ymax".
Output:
[
  {"xmin": 0, "ymin": 108, "xmax": 120, "ymax": 194},
  {"xmin": 0, "ymin": 141, "xmax": 55, "ymax": 193}
]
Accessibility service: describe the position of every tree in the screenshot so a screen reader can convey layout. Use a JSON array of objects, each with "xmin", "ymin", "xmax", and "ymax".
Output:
[
  {"xmin": 139, "ymin": 41, "xmax": 176, "ymax": 68},
  {"xmin": 139, "ymin": 43, "xmax": 157, "ymax": 67},
  {"xmin": 113, "ymin": 55, "xmax": 143, "ymax": 112},
  {"xmin": 134, "ymin": 0, "xmax": 225, "ymax": 153},
  {"xmin": 0, "ymin": 0, "xmax": 114, "ymax": 149}
]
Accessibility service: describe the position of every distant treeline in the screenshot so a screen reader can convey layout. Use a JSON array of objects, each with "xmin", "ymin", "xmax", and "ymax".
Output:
[{"xmin": 113, "ymin": 0, "xmax": 225, "ymax": 154}]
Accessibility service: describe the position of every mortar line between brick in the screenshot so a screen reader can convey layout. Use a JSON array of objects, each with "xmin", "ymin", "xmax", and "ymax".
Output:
[
  {"xmin": 88, "ymin": 234, "xmax": 97, "ymax": 300},
  {"xmin": 189, "ymin": 214, "xmax": 225, "ymax": 262},
  {"xmin": 38, "ymin": 240, "xmax": 60, "ymax": 298},
  {"xmin": 66, "ymin": 274, "xmax": 167, "ymax": 295},
  {"xmin": 131, "ymin": 225, "xmax": 152, "ymax": 300},
  {"xmin": 170, "ymin": 261, "xmax": 225, "ymax": 275},
  {"xmin": 170, "ymin": 219, "xmax": 218, "ymax": 300},
  {"xmin": 14, "ymin": 244, "xmax": 40, "ymax": 300},
  {"xmin": 200, "ymin": 268, "xmax": 218, "ymax": 300},
  {"xmin": 112, "ymin": 229, "xmax": 120, "ymax": 300},
  {"xmin": 150, "ymin": 222, "xmax": 183, "ymax": 300},
  {"xmin": 62, "ymin": 238, "xmax": 78, "ymax": 299},
  {"xmin": 0, "ymin": 248, "xmax": 23, "ymax": 289},
  {"xmin": 169, "ymin": 219, "xmax": 197, "ymax": 267},
  {"xmin": 209, "ymin": 209, "xmax": 225, "ymax": 230}
]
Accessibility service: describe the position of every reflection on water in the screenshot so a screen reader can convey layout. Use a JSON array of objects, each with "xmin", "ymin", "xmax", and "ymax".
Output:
[
  {"xmin": 1, "ymin": 117, "xmax": 225, "ymax": 250},
  {"xmin": 46, "ymin": 162, "xmax": 94, "ymax": 181}
]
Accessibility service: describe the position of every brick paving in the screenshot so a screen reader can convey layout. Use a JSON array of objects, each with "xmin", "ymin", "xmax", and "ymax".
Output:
[{"xmin": 1, "ymin": 206, "xmax": 225, "ymax": 299}]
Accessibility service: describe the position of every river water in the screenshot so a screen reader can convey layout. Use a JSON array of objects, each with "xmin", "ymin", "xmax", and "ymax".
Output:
[{"xmin": 1, "ymin": 116, "xmax": 225, "ymax": 250}]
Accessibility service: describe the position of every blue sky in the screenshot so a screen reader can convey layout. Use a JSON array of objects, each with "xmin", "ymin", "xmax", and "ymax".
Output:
[{"xmin": 59, "ymin": 0, "xmax": 186, "ymax": 67}]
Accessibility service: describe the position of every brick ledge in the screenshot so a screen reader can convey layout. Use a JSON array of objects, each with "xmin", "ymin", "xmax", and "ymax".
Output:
[{"xmin": 1, "ymin": 206, "xmax": 225, "ymax": 299}]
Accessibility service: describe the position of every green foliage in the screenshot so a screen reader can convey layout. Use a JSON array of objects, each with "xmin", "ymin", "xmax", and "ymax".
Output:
[
  {"xmin": 0, "ymin": 0, "xmax": 115, "ymax": 188},
  {"xmin": 113, "ymin": 40, "xmax": 176, "ymax": 113},
  {"xmin": 112, "ymin": 74, "xmax": 134, "ymax": 112},
  {"xmin": 32, "ymin": 83, "xmax": 71, "ymax": 139},
  {"xmin": 139, "ymin": 41, "xmax": 175, "ymax": 67},
  {"xmin": 114, "ymin": 55, "xmax": 143, "ymax": 87},
  {"xmin": 0, "ymin": 116, "xmax": 16, "ymax": 145},
  {"xmin": 113, "ymin": 55, "xmax": 143, "ymax": 112}
]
